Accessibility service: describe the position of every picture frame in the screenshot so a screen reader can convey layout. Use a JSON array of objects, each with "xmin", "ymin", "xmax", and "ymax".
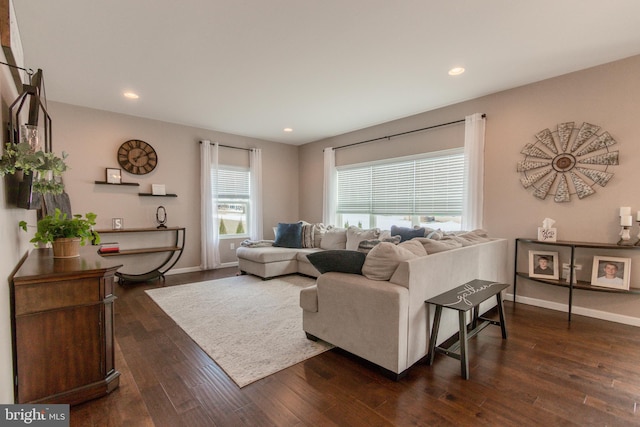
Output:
[
  {"xmin": 112, "ymin": 218, "xmax": 123, "ymax": 230},
  {"xmin": 106, "ymin": 168, "xmax": 122, "ymax": 184},
  {"xmin": 590, "ymin": 256, "xmax": 631, "ymax": 290},
  {"xmin": 151, "ymin": 184, "xmax": 166, "ymax": 195},
  {"xmin": 528, "ymin": 250, "xmax": 559, "ymax": 279}
]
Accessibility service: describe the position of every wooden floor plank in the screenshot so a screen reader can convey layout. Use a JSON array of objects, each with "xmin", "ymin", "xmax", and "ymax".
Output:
[{"xmin": 67, "ymin": 268, "xmax": 640, "ymax": 426}]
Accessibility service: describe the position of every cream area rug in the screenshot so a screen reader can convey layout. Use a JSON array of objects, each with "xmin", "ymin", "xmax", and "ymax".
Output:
[{"xmin": 145, "ymin": 274, "xmax": 332, "ymax": 387}]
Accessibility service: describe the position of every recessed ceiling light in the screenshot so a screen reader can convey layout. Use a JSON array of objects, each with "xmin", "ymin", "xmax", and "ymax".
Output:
[
  {"xmin": 448, "ymin": 67, "xmax": 465, "ymax": 76},
  {"xmin": 123, "ymin": 91, "xmax": 139, "ymax": 99},
  {"xmin": 283, "ymin": 128, "xmax": 293, "ymax": 132}
]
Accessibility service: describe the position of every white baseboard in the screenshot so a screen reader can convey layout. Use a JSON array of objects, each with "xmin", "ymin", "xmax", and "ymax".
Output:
[
  {"xmin": 164, "ymin": 261, "xmax": 239, "ymax": 276},
  {"xmin": 164, "ymin": 266, "xmax": 201, "ymax": 275},
  {"xmin": 505, "ymin": 292, "xmax": 640, "ymax": 327}
]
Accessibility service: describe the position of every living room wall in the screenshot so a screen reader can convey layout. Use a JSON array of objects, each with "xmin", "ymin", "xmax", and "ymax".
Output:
[
  {"xmin": 0, "ymin": 55, "xmax": 40, "ymax": 403},
  {"xmin": 47, "ymin": 102, "xmax": 301, "ymax": 270},
  {"xmin": 298, "ymin": 54, "xmax": 640, "ymax": 324}
]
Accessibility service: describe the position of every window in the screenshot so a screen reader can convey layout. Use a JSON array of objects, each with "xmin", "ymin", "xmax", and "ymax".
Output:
[
  {"xmin": 214, "ymin": 166, "xmax": 250, "ymax": 238},
  {"xmin": 336, "ymin": 149, "xmax": 464, "ymax": 231}
]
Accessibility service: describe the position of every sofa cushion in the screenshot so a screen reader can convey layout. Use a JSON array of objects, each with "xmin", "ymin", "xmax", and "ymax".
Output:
[
  {"xmin": 274, "ymin": 222, "xmax": 303, "ymax": 248},
  {"xmin": 346, "ymin": 226, "xmax": 380, "ymax": 251},
  {"xmin": 307, "ymin": 250, "xmax": 367, "ymax": 275},
  {"xmin": 398, "ymin": 239, "xmax": 427, "ymax": 257},
  {"xmin": 414, "ymin": 237, "xmax": 463, "ymax": 254},
  {"xmin": 299, "ymin": 285, "xmax": 318, "ymax": 312},
  {"xmin": 320, "ymin": 227, "xmax": 348, "ymax": 250},
  {"xmin": 456, "ymin": 229, "xmax": 491, "ymax": 243},
  {"xmin": 299, "ymin": 222, "xmax": 326, "ymax": 248},
  {"xmin": 313, "ymin": 223, "xmax": 327, "ymax": 248},
  {"xmin": 390, "ymin": 225, "xmax": 426, "ymax": 242},
  {"xmin": 296, "ymin": 248, "xmax": 324, "ymax": 263},
  {"xmin": 362, "ymin": 242, "xmax": 419, "ymax": 281},
  {"xmin": 236, "ymin": 246, "xmax": 299, "ymax": 263}
]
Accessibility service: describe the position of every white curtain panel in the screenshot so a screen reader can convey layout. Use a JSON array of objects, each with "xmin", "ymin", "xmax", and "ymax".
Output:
[
  {"xmin": 462, "ymin": 113, "xmax": 486, "ymax": 230},
  {"xmin": 322, "ymin": 147, "xmax": 337, "ymax": 226},
  {"xmin": 200, "ymin": 141, "xmax": 221, "ymax": 269},
  {"xmin": 249, "ymin": 148, "xmax": 264, "ymax": 240}
]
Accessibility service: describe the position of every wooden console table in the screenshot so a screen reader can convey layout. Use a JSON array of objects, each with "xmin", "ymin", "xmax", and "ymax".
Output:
[
  {"xmin": 96, "ymin": 227, "xmax": 186, "ymax": 283},
  {"xmin": 10, "ymin": 247, "xmax": 122, "ymax": 405},
  {"xmin": 426, "ymin": 279, "xmax": 508, "ymax": 380}
]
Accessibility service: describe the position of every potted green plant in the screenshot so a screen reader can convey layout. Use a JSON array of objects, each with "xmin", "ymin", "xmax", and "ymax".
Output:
[
  {"xmin": 19, "ymin": 208, "xmax": 101, "ymax": 258},
  {"xmin": 0, "ymin": 142, "xmax": 68, "ymax": 194}
]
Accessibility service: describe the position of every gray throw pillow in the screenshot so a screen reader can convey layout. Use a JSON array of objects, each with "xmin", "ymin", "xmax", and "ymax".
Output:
[
  {"xmin": 390, "ymin": 225, "xmax": 426, "ymax": 242},
  {"xmin": 307, "ymin": 250, "xmax": 366, "ymax": 275}
]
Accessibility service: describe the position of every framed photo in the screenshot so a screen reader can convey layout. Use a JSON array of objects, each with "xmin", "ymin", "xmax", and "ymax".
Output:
[
  {"xmin": 529, "ymin": 250, "xmax": 559, "ymax": 279},
  {"xmin": 591, "ymin": 256, "xmax": 631, "ymax": 290},
  {"xmin": 106, "ymin": 168, "xmax": 122, "ymax": 184},
  {"xmin": 112, "ymin": 218, "xmax": 123, "ymax": 230}
]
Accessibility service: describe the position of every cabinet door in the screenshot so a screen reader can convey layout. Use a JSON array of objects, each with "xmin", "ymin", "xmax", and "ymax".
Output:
[{"xmin": 16, "ymin": 304, "xmax": 102, "ymax": 403}]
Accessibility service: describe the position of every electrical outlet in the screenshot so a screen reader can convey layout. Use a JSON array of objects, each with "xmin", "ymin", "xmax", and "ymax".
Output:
[{"xmin": 230, "ymin": 243, "xmax": 235, "ymax": 250}]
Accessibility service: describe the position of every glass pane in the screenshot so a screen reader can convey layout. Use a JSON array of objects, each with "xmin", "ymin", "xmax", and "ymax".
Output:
[
  {"xmin": 375, "ymin": 215, "xmax": 412, "ymax": 230},
  {"xmin": 218, "ymin": 200, "xmax": 249, "ymax": 236},
  {"xmin": 340, "ymin": 213, "xmax": 370, "ymax": 229},
  {"xmin": 419, "ymin": 215, "xmax": 461, "ymax": 232}
]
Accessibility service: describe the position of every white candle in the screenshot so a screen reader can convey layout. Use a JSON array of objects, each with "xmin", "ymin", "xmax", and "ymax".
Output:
[
  {"xmin": 622, "ymin": 215, "xmax": 633, "ymax": 226},
  {"xmin": 620, "ymin": 206, "xmax": 631, "ymax": 216},
  {"xmin": 637, "ymin": 211, "xmax": 640, "ymax": 222}
]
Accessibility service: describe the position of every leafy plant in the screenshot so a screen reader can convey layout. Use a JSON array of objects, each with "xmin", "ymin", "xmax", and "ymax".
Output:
[
  {"xmin": 19, "ymin": 208, "xmax": 100, "ymax": 246},
  {"xmin": 0, "ymin": 142, "xmax": 68, "ymax": 194}
]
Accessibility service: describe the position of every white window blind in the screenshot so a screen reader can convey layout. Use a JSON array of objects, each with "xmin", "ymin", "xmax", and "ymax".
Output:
[
  {"xmin": 213, "ymin": 167, "xmax": 250, "ymax": 198},
  {"xmin": 337, "ymin": 150, "xmax": 464, "ymax": 216}
]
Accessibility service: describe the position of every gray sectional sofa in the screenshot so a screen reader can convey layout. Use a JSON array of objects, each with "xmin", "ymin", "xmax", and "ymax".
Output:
[
  {"xmin": 236, "ymin": 245, "xmax": 323, "ymax": 279},
  {"xmin": 236, "ymin": 224, "xmax": 509, "ymax": 378},
  {"xmin": 300, "ymin": 237, "xmax": 508, "ymax": 377}
]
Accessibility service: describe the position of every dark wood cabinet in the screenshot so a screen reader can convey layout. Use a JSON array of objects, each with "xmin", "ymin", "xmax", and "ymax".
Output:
[{"xmin": 10, "ymin": 247, "xmax": 122, "ymax": 405}]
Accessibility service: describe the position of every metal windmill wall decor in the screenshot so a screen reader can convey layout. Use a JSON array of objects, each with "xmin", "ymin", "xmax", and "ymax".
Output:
[{"xmin": 517, "ymin": 122, "xmax": 618, "ymax": 202}]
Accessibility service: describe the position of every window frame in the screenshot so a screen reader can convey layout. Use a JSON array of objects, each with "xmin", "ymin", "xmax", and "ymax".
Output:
[
  {"xmin": 214, "ymin": 165, "xmax": 251, "ymax": 240},
  {"xmin": 335, "ymin": 148, "xmax": 464, "ymax": 230}
]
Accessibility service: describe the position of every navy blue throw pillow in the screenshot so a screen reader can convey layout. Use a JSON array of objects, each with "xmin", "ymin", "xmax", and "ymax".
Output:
[
  {"xmin": 307, "ymin": 250, "xmax": 366, "ymax": 275},
  {"xmin": 273, "ymin": 222, "xmax": 303, "ymax": 248},
  {"xmin": 390, "ymin": 225, "xmax": 425, "ymax": 242}
]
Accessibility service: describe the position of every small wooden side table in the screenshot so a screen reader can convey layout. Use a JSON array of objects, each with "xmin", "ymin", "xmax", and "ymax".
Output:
[{"xmin": 425, "ymin": 279, "xmax": 509, "ymax": 379}]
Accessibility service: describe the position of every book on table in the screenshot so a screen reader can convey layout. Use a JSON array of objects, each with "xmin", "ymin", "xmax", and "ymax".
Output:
[{"xmin": 98, "ymin": 242, "xmax": 120, "ymax": 253}]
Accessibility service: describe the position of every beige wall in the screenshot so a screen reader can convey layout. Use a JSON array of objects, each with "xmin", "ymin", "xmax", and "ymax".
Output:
[
  {"xmin": 0, "ymin": 55, "xmax": 39, "ymax": 403},
  {"xmin": 299, "ymin": 54, "xmax": 640, "ymax": 324},
  {"xmin": 49, "ymin": 102, "xmax": 300, "ymax": 268}
]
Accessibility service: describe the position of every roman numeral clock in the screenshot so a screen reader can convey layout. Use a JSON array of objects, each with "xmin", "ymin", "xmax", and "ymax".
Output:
[{"xmin": 118, "ymin": 139, "xmax": 158, "ymax": 175}]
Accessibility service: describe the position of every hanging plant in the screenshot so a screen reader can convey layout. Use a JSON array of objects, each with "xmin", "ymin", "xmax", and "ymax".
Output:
[{"xmin": 0, "ymin": 142, "xmax": 68, "ymax": 194}]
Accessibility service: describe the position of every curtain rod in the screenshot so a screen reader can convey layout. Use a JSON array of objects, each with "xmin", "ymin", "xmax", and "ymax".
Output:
[
  {"xmin": 332, "ymin": 114, "xmax": 486, "ymax": 151},
  {"xmin": 199, "ymin": 140, "xmax": 253, "ymax": 151}
]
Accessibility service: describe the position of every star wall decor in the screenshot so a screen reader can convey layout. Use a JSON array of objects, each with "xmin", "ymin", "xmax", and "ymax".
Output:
[{"xmin": 517, "ymin": 122, "xmax": 619, "ymax": 202}]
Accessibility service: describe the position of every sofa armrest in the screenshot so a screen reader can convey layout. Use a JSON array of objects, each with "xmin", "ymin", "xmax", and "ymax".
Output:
[{"xmin": 303, "ymin": 272, "xmax": 410, "ymax": 373}]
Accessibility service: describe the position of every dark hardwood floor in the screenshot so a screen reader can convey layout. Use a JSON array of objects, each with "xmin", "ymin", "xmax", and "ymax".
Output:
[{"xmin": 70, "ymin": 269, "xmax": 640, "ymax": 426}]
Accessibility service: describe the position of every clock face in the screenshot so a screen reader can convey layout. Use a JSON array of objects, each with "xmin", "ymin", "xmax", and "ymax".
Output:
[{"xmin": 118, "ymin": 139, "xmax": 158, "ymax": 175}]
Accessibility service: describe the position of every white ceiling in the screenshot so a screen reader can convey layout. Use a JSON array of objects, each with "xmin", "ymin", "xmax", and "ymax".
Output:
[{"xmin": 12, "ymin": 1, "xmax": 640, "ymax": 145}]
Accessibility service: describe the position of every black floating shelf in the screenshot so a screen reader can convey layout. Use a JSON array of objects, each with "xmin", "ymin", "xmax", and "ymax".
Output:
[
  {"xmin": 138, "ymin": 193, "xmax": 178, "ymax": 197},
  {"xmin": 94, "ymin": 181, "xmax": 140, "ymax": 186}
]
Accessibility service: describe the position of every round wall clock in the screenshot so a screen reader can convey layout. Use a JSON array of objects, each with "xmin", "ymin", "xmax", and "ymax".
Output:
[
  {"xmin": 517, "ymin": 122, "xmax": 619, "ymax": 202},
  {"xmin": 117, "ymin": 139, "xmax": 158, "ymax": 175}
]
